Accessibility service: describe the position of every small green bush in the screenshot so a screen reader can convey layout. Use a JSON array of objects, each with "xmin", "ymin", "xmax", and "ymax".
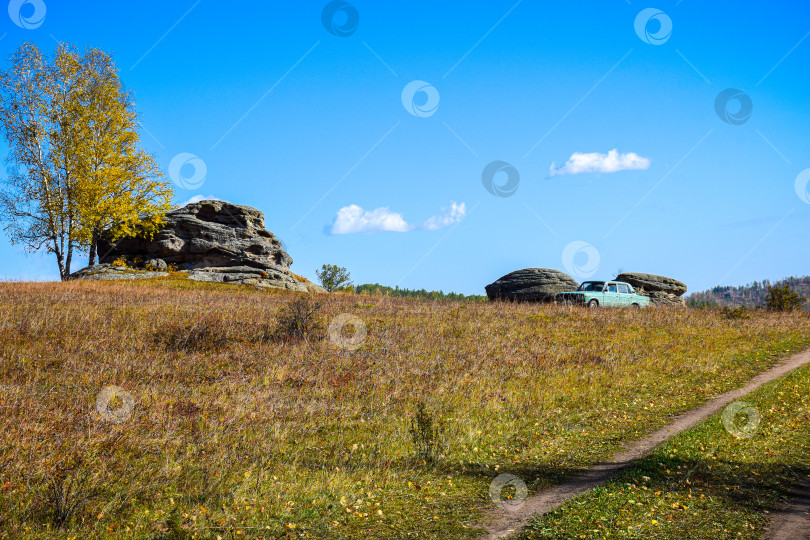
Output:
[
  {"xmin": 722, "ymin": 305, "xmax": 751, "ymax": 319},
  {"xmin": 765, "ymin": 284, "xmax": 806, "ymax": 311},
  {"xmin": 409, "ymin": 401, "xmax": 445, "ymax": 464}
]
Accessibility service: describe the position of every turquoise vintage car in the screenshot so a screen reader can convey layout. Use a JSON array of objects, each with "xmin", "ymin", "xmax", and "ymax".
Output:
[{"xmin": 555, "ymin": 281, "xmax": 650, "ymax": 308}]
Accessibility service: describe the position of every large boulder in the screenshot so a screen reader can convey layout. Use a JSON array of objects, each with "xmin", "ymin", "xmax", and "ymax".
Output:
[
  {"xmin": 98, "ymin": 200, "xmax": 292, "ymax": 271},
  {"xmin": 70, "ymin": 264, "xmax": 169, "ymax": 281},
  {"xmin": 645, "ymin": 291, "xmax": 687, "ymax": 307},
  {"xmin": 614, "ymin": 272, "xmax": 687, "ymax": 297},
  {"xmin": 485, "ymin": 268, "xmax": 578, "ymax": 302},
  {"xmin": 74, "ymin": 200, "xmax": 324, "ymax": 293}
]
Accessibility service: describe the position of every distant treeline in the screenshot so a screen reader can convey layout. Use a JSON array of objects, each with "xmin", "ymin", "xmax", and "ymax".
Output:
[
  {"xmin": 354, "ymin": 283, "xmax": 487, "ymax": 302},
  {"xmin": 686, "ymin": 275, "xmax": 810, "ymax": 310}
]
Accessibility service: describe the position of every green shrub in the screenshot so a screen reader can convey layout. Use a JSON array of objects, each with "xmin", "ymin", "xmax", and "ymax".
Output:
[
  {"xmin": 765, "ymin": 284, "xmax": 806, "ymax": 311},
  {"xmin": 722, "ymin": 305, "xmax": 751, "ymax": 319},
  {"xmin": 409, "ymin": 401, "xmax": 445, "ymax": 464}
]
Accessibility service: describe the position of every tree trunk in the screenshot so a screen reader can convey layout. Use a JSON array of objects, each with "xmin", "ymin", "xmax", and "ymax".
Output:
[
  {"xmin": 56, "ymin": 254, "xmax": 66, "ymax": 280},
  {"xmin": 88, "ymin": 228, "xmax": 98, "ymax": 266},
  {"xmin": 53, "ymin": 238, "xmax": 67, "ymax": 281},
  {"xmin": 64, "ymin": 241, "xmax": 73, "ymax": 281}
]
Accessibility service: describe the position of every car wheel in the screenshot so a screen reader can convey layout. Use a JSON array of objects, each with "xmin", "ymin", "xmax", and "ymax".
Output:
[
  {"xmin": 631, "ymin": 303, "xmax": 640, "ymax": 309},
  {"xmin": 588, "ymin": 299, "xmax": 599, "ymax": 308}
]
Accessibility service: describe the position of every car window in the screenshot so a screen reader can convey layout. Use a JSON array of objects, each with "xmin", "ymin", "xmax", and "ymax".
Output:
[
  {"xmin": 578, "ymin": 282, "xmax": 605, "ymax": 292},
  {"xmin": 608, "ymin": 284, "xmax": 617, "ymax": 292},
  {"xmin": 618, "ymin": 284, "xmax": 629, "ymax": 294}
]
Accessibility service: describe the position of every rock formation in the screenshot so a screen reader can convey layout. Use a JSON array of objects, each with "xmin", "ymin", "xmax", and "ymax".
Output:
[
  {"xmin": 614, "ymin": 272, "xmax": 687, "ymax": 307},
  {"xmin": 485, "ymin": 268, "xmax": 578, "ymax": 302},
  {"xmin": 71, "ymin": 265, "xmax": 168, "ymax": 281},
  {"xmin": 72, "ymin": 200, "xmax": 324, "ymax": 293},
  {"xmin": 614, "ymin": 272, "xmax": 687, "ymax": 296},
  {"xmin": 646, "ymin": 291, "xmax": 687, "ymax": 307}
]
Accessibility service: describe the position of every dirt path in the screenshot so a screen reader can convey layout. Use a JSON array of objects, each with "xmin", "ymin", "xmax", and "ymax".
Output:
[
  {"xmin": 765, "ymin": 476, "xmax": 810, "ymax": 539},
  {"xmin": 483, "ymin": 348, "xmax": 810, "ymax": 539}
]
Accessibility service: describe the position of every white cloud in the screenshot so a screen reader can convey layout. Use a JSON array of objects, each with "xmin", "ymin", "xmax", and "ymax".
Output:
[
  {"xmin": 549, "ymin": 149, "xmax": 650, "ymax": 177},
  {"xmin": 178, "ymin": 194, "xmax": 220, "ymax": 207},
  {"xmin": 330, "ymin": 205, "xmax": 410, "ymax": 234},
  {"xmin": 329, "ymin": 202, "xmax": 467, "ymax": 235},
  {"xmin": 420, "ymin": 202, "xmax": 467, "ymax": 230}
]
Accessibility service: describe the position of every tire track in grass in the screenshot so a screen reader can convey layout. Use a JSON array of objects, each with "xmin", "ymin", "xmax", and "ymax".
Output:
[{"xmin": 482, "ymin": 347, "xmax": 810, "ymax": 539}]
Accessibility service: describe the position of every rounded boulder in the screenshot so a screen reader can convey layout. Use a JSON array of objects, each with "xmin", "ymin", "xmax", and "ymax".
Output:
[
  {"xmin": 485, "ymin": 268, "xmax": 579, "ymax": 302},
  {"xmin": 614, "ymin": 272, "xmax": 687, "ymax": 296}
]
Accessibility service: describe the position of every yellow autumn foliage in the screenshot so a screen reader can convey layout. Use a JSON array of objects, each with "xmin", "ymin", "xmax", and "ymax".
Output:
[{"xmin": 0, "ymin": 42, "xmax": 172, "ymax": 279}]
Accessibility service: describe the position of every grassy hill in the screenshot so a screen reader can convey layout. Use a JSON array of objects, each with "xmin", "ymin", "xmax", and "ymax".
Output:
[
  {"xmin": 687, "ymin": 275, "xmax": 810, "ymax": 310},
  {"xmin": 1, "ymin": 275, "xmax": 809, "ymax": 538}
]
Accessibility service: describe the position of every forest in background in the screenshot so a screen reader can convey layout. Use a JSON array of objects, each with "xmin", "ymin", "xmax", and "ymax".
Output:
[{"xmin": 687, "ymin": 276, "xmax": 810, "ymax": 310}]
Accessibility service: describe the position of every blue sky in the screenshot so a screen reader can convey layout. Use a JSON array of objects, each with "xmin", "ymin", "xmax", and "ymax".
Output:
[{"xmin": 1, "ymin": 0, "xmax": 809, "ymax": 295}]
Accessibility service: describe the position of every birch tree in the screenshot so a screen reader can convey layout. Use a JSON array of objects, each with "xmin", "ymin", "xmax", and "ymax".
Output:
[{"xmin": 0, "ymin": 42, "xmax": 172, "ymax": 279}]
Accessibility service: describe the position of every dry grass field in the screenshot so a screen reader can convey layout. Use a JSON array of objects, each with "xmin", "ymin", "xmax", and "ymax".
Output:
[{"xmin": 1, "ymin": 276, "xmax": 809, "ymax": 539}]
